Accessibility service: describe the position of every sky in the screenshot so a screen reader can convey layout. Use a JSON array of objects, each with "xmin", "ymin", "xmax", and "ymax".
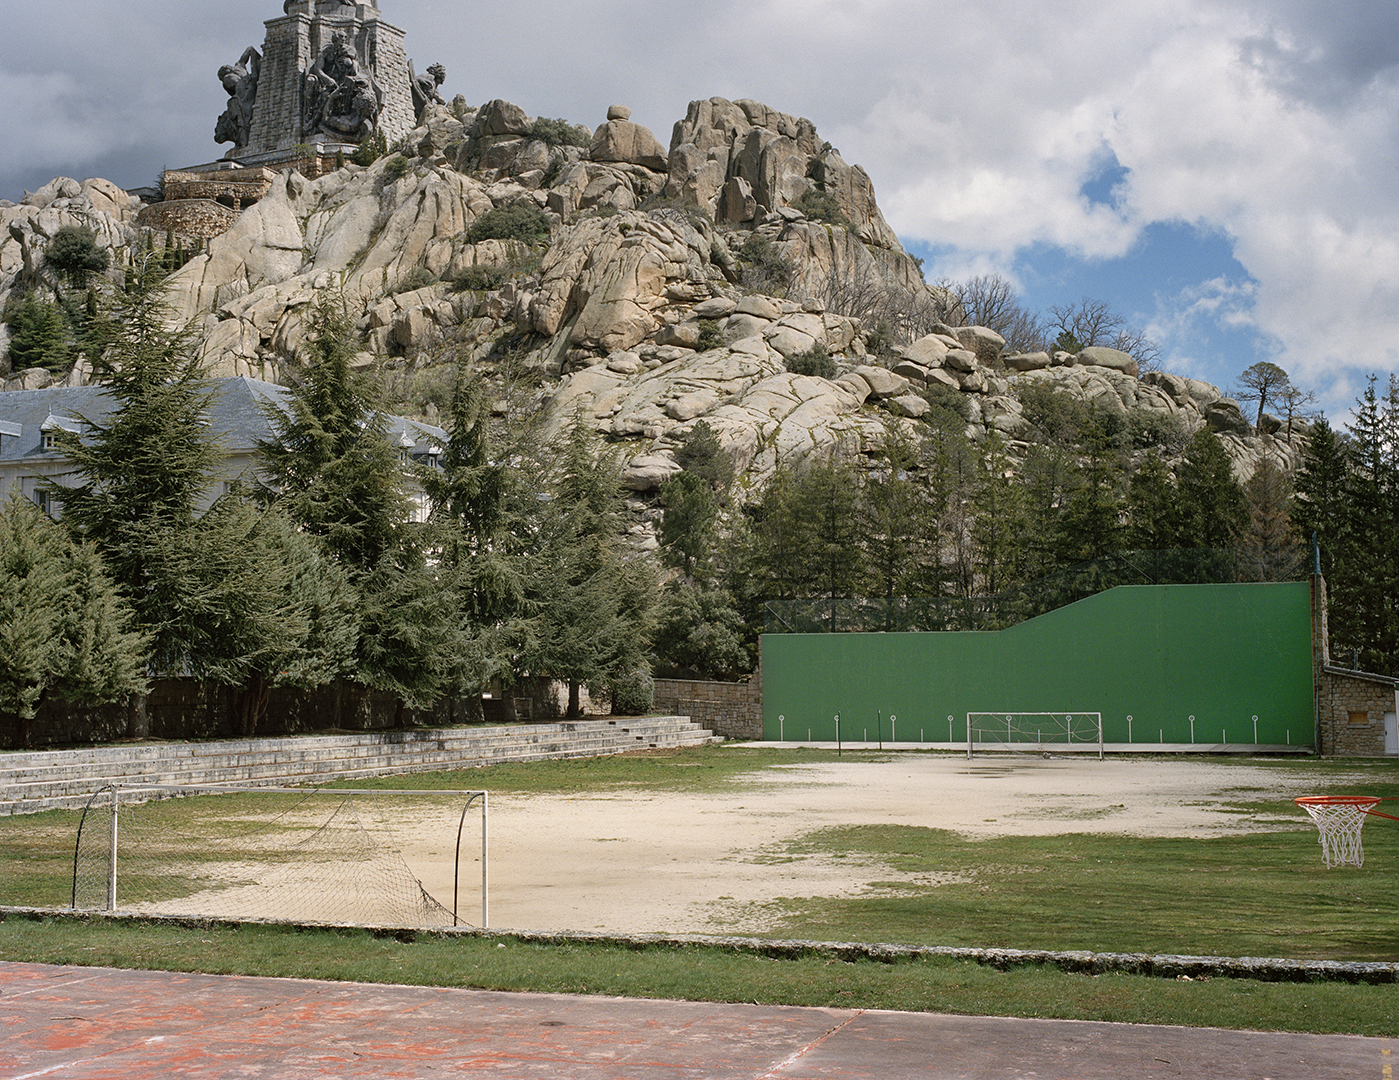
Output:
[{"xmin": 2, "ymin": 0, "xmax": 1396, "ymax": 420}]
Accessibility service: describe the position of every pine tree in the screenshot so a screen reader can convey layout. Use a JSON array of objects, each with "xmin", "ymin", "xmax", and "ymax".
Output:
[
  {"xmin": 971, "ymin": 433, "xmax": 1029, "ymax": 593},
  {"xmin": 1050, "ymin": 414, "xmax": 1124, "ymax": 566},
  {"xmin": 653, "ymin": 580, "xmax": 749, "ymax": 678},
  {"xmin": 4, "ymin": 294, "xmax": 70, "ymax": 373},
  {"xmin": 261, "ymin": 297, "xmax": 456, "ymax": 719},
  {"xmin": 1174, "ymin": 429, "xmax": 1247, "ymax": 550},
  {"xmin": 1124, "ymin": 450, "xmax": 1179, "ymax": 551},
  {"xmin": 259, "ymin": 296, "xmax": 413, "ymax": 572},
  {"xmin": 1294, "ymin": 416, "xmax": 1356, "ymax": 657},
  {"xmin": 1333, "ymin": 376, "xmax": 1399, "ymax": 672},
  {"xmin": 422, "ymin": 375, "xmax": 528, "ymax": 704},
  {"xmin": 0, "ymin": 494, "xmax": 145, "ymax": 746},
  {"xmin": 521, "ymin": 422, "xmax": 659, "ymax": 717},
  {"xmin": 1238, "ymin": 456, "xmax": 1302, "ymax": 582},
  {"xmin": 52, "ymin": 260, "xmax": 222, "ymax": 677},
  {"xmin": 45, "ymin": 226, "xmax": 110, "ymax": 290},
  {"xmin": 860, "ymin": 432, "xmax": 939, "ymax": 607},
  {"xmin": 659, "ymin": 470, "xmax": 718, "ymax": 579}
]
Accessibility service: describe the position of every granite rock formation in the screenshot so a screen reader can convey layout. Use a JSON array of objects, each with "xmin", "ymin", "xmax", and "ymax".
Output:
[{"xmin": 3, "ymin": 95, "xmax": 1304, "ymax": 501}]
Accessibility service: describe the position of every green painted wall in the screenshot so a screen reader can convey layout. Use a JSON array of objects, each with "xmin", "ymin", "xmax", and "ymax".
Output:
[{"xmin": 761, "ymin": 583, "xmax": 1315, "ymax": 747}]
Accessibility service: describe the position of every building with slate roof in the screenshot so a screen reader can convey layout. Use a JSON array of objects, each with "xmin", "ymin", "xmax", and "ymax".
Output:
[{"xmin": 0, "ymin": 376, "xmax": 446, "ymax": 518}]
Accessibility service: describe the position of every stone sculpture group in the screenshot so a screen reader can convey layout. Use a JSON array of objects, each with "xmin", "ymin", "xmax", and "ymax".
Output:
[
  {"xmin": 303, "ymin": 31, "xmax": 381, "ymax": 143},
  {"xmin": 213, "ymin": 0, "xmax": 442, "ymax": 156}
]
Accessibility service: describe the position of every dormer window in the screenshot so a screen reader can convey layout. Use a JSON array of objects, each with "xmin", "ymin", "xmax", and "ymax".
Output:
[{"xmin": 40, "ymin": 414, "xmax": 77, "ymax": 451}]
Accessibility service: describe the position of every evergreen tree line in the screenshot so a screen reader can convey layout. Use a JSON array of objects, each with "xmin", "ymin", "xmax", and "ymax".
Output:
[
  {"xmin": 1, "ymin": 265, "xmax": 655, "ymax": 745},
  {"xmin": 1293, "ymin": 375, "xmax": 1399, "ymax": 677},
  {"xmin": 4, "ymin": 259, "xmax": 1391, "ymax": 745},
  {"xmin": 653, "ymin": 391, "xmax": 1303, "ymax": 678}
]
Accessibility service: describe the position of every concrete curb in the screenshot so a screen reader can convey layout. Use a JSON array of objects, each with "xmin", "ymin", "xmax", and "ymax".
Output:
[{"xmin": 4, "ymin": 906, "xmax": 1394, "ymax": 985}]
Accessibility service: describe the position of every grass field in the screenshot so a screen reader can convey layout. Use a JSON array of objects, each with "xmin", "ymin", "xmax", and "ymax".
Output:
[{"xmin": 2, "ymin": 747, "xmax": 1398, "ymax": 1034}]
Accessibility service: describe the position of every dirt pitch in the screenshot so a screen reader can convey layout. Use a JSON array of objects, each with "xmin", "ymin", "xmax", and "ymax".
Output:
[{"xmin": 405, "ymin": 753, "xmax": 1350, "ymax": 936}]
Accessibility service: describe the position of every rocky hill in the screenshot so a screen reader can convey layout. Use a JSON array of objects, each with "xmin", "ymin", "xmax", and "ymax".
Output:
[{"xmin": 1, "ymin": 96, "xmax": 1305, "ymax": 500}]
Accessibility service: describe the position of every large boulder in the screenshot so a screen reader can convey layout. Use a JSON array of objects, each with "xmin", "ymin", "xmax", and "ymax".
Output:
[
  {"xmin": 1077, "ymin": 345, "xmax": 1139, "ymax": 378},
  {"xmin": 953, "ymin": 325, "xmax": 1006, "ymax": 367},
  {"xmin": 1205, "ymin": 399, "xmax": 1252, "ymax": 435},
  {"xmin": 590, "ymin": 119, "xmax": 668, "ymax": 173},
  {"xmin": 471, "ymin": 99, "xmax": 533, "ymax": 138}
]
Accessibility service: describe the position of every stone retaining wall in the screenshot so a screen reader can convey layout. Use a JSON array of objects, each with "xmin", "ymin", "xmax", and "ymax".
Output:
[
  {"xmin": 653, "ymin": 676, "xmax": 762, "ymax": 740},
  {"xmin": 135, "ymin": 200, "xmax": 240, "ymax": 241}
]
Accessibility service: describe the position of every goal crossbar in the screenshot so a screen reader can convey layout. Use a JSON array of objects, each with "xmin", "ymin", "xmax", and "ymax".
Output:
[{"xmin": 967, "ymin": 712, "xmax": 1104, "ymax": 759}]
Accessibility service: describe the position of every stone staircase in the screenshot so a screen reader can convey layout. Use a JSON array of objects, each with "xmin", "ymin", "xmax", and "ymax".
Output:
[{"xmin": 0, "ymin": 717, "xmax": 718, "ymax": 816}]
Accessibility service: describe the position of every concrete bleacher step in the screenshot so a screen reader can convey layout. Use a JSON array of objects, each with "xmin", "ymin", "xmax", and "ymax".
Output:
[{"xmin": 0, "ymin": 717, "xmax": 718, "ymax": 816}]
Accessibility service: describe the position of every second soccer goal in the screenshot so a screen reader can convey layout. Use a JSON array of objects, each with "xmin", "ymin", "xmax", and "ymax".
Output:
[{"xmin": 966, "ymin": 712, "xmax": 1104, "ymax": 759}]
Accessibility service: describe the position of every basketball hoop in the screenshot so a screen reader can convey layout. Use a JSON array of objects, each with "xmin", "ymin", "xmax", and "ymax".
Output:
[{"xmin": 1295, "ymin": 795, "xmax": 1398, "ymax": 868}]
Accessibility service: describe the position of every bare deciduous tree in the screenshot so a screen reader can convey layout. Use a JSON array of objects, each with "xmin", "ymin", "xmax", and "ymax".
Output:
[
  {"xmin": 1277, "ymin": 382, "xmax": 1319, "ymax": 436},
  {"xmin": 813, "ymin": 266, "xmax": 953, "ymax": 351},
  {"xmin": 1047, "ymin": 296, "xmax": 1160, "ymax": 371},
  {"xmin": 933, "ymin": 273, "xmax": 1046, "ymax": 355},
  {"xmin": 1047, "ymin": 297, "xmax": 1124, "ymax": 348}
]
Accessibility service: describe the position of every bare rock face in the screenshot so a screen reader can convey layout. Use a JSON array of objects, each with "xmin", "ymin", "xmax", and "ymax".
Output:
[
  {"xmin": 1, "ymin": 176, "xmax": 140, "ymax": 303},
  {"xmin": 528, "ymin": 210, "xmax": 712, "ymax": 352},
  {"xmin": 0, "ymin": 90, "xmax": 1310, "ymax": 508}
]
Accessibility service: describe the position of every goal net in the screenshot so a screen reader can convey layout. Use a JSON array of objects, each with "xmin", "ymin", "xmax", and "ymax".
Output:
[
  {"xmin": 967, "ymin": 712, "xmax": 1104, "ymax": 759},
  {"xmin": 69, "ymin": 785, "xmax": 487, "ymax": 929}
]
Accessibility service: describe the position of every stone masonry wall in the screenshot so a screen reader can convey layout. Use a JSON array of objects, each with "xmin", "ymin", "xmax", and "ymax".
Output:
[
  {"xmin": 364, "ymin": 19, "xmax": 414, "ymax": 148},
  {"xmin": 244, "ymin": 15, "xmax": 313, "ymax": 156},
  {"xmin": 136, "ymin": 201, "xmax": 241, "ymax": 241},
  {"xmin": 653, "ymin": 676, "xmax": 762, "ymax": 740},
  {"xmin": 1317, "ymin": 667, "xmax": 1396, "ymax": 756}
]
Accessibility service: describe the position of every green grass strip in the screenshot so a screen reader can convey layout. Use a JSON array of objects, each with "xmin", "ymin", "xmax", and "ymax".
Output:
[{"xmin": 1, "ymin": 914, "xmax": 1395, "ymax": 1037}]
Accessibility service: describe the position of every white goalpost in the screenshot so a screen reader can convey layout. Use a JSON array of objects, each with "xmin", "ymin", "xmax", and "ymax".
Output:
[
  {"xmin": 69, "ymin": 785, "xmax": 488, "ymax": 929},
  {"xmin": 967, "ymin": 712, "xmax": 1104, "ymax": 759}
]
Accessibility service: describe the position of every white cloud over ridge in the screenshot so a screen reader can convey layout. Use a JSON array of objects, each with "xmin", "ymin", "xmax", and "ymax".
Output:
[{"xmin": 2, "ymin": 0, "xmax": 1395, "ymax": 409}]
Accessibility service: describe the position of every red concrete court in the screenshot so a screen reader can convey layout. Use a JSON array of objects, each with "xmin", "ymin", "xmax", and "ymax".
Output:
[{"xmin": 0, "ymin": 962, "xmax": 1388, "ymax": 1079}]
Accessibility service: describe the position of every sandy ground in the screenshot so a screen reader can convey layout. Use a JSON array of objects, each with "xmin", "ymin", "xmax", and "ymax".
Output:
[
  {"xmin": 401, "ymin": 754, "xmax": 1354, "ymax": 936},
  {"xmin": 118, "ymin": 753, "xmax": 1362, "ymax": 933}
]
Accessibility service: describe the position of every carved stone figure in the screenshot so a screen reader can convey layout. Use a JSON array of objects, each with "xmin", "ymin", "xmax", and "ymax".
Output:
[
  {"xmin": 303, "ymin": 32, "xmax": 382, "ymax": 143},
  {"xmin": 408, "ymin": 61, "xmax": 446, "ymax": 121},
  {"xmin": 215, "ymin": 47, "xmax": 262, "ymax": 149}
]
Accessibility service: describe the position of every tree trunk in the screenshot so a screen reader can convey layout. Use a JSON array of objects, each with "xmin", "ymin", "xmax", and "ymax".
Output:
[
  {"xmin": 126, "ymin": 693, "xmax": 149, "ymax": 740},
  {"xmin": 232, "ymin": 676, "xmax": 271, "ymax": 738},
  {"xmin": 567, "ymin": 679, "xmax": 581, "ymax": 719}
]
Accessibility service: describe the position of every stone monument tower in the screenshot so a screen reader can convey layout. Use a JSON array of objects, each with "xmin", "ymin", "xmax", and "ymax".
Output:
[{"xmin": 216, "ymin": 0, "xmax": 417, "ymax": 163}]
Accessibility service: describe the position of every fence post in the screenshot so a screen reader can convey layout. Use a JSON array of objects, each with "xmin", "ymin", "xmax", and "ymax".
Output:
[{"xmin": 107, "ymin": 787, "xmax": 119, "ymax": 912}]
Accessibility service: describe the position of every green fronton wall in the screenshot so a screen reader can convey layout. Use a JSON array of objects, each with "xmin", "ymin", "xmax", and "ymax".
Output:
[{"xmin": 760, "ymin": 583, "xmax": 1315, "ymax": 747}]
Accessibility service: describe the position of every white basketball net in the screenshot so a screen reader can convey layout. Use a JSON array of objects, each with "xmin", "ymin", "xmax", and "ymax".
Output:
[{"xmin": 1296, "ymin": 798, "xmax": 1379, "ymax": 868}]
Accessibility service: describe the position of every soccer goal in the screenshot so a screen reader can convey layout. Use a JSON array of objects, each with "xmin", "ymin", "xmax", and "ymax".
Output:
[
  {"xmin": 967, "ymin": 712, "xmax": 1104, "ymax": 759},
  {"xmin": 69, "ymin": 785, "xmax": 487, "ymax": 929}
]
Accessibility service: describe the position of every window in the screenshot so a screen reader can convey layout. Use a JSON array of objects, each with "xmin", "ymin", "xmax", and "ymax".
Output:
[
  {"xmin": 1349, "ymin": 711, "xmax": 1369, "ymax": 725},
  {"xmin": 41, "ymin": 432, "xmax": 58, "ymax": 451},
  {"xmin": 32, "ymin": 488, "xmax": 49, "ymax": 514}
]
